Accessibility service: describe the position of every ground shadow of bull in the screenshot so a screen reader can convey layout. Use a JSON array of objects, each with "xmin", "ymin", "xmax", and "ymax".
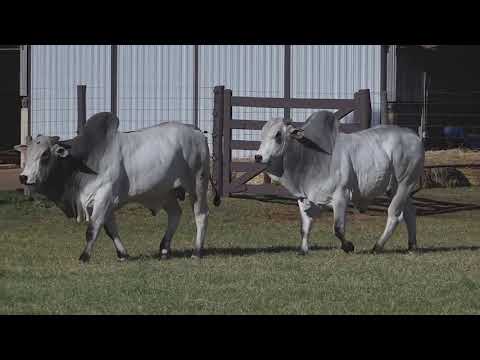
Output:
[{"xmin": 127, "ymin": 244, "xmax": 480, "ymax": 261}]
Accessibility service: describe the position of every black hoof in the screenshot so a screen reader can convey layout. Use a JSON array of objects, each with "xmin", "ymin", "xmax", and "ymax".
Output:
[
  {"xmin": 191, "ymin": 251, "xmax": 203, "ymax": 259},
  {"xmin": 117, "ymin": 253, "xmax": 129, "ymax": 262},
  {"xmin": 79, "ymin": 252, "xmax": 90, "ymax": 263},
  {"xmin": 407, "ymin": 246, "xmax": 418, "ymax": 254},
  {"xmin": 341, "ymin": 241, "xmax": 355, "ymax": 253},
  {"xmin": 370, "ymin": 245, "xmax": 382, "ymax": 254},
  {"xmin": 297, "ymin": 249, "xmax": 309, "ymax": 256},
  {"xmin": 159, "ymin": 249, "xmax": 170, "ymax": 260}
]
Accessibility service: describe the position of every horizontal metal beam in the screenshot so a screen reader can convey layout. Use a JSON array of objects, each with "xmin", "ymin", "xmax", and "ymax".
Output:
[
  {"xmin": 231, "ymin": 140, "xmax": 261, "ymax": 151},
  {"xmin": 231, "ymin": 162, "xmax": 265, "ymax": 172},
  {"xmin": 231, "ymin": 96, "xmax": 355, "ymax": 109},
  {"xmin": 230, "ymin": 119, "xmax": 304, "ymax": 130},
  {"xmin": 230, "ymin": 184, "xmax": 292, "ymax": 197}
]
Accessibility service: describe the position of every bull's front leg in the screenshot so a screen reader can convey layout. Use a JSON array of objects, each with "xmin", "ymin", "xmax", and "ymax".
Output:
[
  {"xmin": 332, "ymin": 192, "xmax": 355, "ymax": 253},
  {"xmin": 79, "ymin": 188, "xmax": 113, "ymax": 263},
  {"xmin": 297, "ymin": 198, "xmax": 314, "ymax": 255}
]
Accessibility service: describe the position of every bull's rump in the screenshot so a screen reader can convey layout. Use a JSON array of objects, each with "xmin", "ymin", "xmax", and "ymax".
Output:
[
  {"xmin": 118, "ymin": 122, "xmax": 209, "ymax": 197},
  {"xmin": 343, "ymin": 125, "xmax": 424, "ymax": 199}
]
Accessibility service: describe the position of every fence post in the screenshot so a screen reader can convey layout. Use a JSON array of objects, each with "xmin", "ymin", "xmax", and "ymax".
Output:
[
  {"xmin": 212, "ymin": 86, "xmax": 224, "ymax": 197},
  {"xmin": 222, "ymin": 89, "xmax": 232, "ymax": 196},
  {"xmin": 77, "ymin": 85, "xmax": 87, "ymax": 135},
  {"xmin": 354, "ymin": 89, "xmax": 372, "ymax": 130},
  {"xmin": 111, "ymin": 45, "xmax": 118, "ymax": 116},
  {"xmin": 284, "ymin": 45, "xmax": 291, "ymax": 120}
]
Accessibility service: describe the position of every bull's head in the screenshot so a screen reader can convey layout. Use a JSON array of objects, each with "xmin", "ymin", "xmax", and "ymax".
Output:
[
  {"xmin": 15, "ymin": 135, "xmax": 96, "ymax": 188},
  {"xmin": 255, "ymin": 111, "xmax": 337, "ymax": 164}
]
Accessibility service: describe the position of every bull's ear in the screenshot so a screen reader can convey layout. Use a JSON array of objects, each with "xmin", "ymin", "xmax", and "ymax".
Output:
[
  {"xmin": 13, "ymin": 144, "xmax": 27, "ymax": 152},
  {"xmin": 287, "ymin": 125, "xmax": 304, "ymax": 140},
  {"xmin": 52, "ymin": 144, "xmax": 70, "ymax": 158}
]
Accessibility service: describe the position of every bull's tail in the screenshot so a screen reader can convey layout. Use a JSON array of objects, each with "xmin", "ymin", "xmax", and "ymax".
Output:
[{"xmin": 209, "ymin": 174, "xmax": 221, "ymax": 207}]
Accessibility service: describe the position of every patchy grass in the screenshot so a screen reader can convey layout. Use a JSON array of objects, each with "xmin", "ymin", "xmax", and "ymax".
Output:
[{"xmin": 1, "ymin": 188, "xmax": 480, "ymax": 315}]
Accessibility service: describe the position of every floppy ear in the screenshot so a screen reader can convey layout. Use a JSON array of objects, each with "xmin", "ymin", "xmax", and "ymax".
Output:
[
  {"xmin": 286, "ymin": 125, "xmax": 304, "ymax": 140},
  {"xmin": 298, "ymin": 111, "xmax": 338, "ymax": 155},
  {"xmin": 13, "ymin": 144, "xmax": 27, "ymax": 152}
]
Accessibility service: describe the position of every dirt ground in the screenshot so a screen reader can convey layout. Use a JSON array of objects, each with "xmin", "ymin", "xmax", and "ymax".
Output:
[{"xmin": 0, "ymin": 167, "xmax": 22, "ymax": 191}]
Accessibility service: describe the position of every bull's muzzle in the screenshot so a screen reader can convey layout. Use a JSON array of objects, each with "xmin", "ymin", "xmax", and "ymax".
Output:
[
  {"xmin": 19, "ymin": 175, "xmax": 28, "ymax": 185},
  {"xmin": 254, "ymin": 154, "xmax": 263, "ymax": 163}
]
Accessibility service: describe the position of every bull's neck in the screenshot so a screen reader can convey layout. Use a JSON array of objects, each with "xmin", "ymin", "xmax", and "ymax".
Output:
[
  {"xmin": 267, "ymin": 138, "xmax": 336, "ymax": 201},
  {"xmin": 38, "ymin": 163, "xmax": 83, "ymax": 216}
]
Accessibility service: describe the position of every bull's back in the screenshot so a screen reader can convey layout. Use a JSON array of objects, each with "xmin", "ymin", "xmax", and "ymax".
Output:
[{"xmin": 118, "ymin": 122, "xmax": 208, "ymax": 197}]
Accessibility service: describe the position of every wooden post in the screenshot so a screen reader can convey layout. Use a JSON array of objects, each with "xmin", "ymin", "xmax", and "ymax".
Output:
[
  {"xmin": 222, "ymin": 89, "xmax": 232, "ymax": 196},
  {"xmin": 212, "ymin": 86, "xmax": 224, "ymax": 197},
  {"xmin": 354, "ymin": 89, "xmax": 372, "ymax": 130},
  {"xmin": 77, "ymin": 85, "xmax": 87, "ymax": 135}
]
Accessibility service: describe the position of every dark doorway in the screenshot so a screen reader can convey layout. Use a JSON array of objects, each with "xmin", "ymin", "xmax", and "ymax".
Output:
[{"xmin": 0, "ymin": 45, "xmax": 20, "ymax": 151}]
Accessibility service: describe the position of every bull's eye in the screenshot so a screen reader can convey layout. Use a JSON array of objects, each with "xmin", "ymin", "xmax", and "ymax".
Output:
[{"xmin": 41, "ymin": 150, "xmax": 50, "ymax": 161}]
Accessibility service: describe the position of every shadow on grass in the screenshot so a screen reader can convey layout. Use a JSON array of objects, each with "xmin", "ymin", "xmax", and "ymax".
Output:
[
  {"xmin": 356, "ymin": 245, "xmax": 480, "ymax": 255},
  {"xmin": 128, "ymin": 244, "xmax": 337, "ymax": 261},
  {"xmin": 127, "ymin": 244, "xmax": 480, "ymax": 261}
]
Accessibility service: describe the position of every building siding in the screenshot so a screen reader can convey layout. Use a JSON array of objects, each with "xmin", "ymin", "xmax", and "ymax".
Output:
[
  {"xmin": 30, "ymin": 45, "xmax": 382, "ymax": 158},
  {"xmin": 198, "ymin": 45, "xmax": 285, "ymax": 158},
  {"xmin": 117, "ymin": 45, "xmax": 194, "ymax": 131},
  {"xmin": 30, "ymin": 45, "xmax": 111, "ymax": 140},
  {"xmin": 291, "ymin": 45, "xmax": 382, "ymax": 126}
]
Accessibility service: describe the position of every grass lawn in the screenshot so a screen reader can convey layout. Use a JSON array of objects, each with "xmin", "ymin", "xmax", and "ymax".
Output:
[{"xmin": 1, "ymin": 187, "xmax": 480, "ymax": 315}]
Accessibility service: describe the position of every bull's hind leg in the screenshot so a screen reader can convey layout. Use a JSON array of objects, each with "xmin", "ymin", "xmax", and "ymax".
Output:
[
  {"xmin": 372, "ymin": 183, "xmax": 413, "ymax": 253},
  {"xmin": 332, "ymin": 192, "xmax": 355, "ymax": 253},
  {"xmin": 104, "ymin": 214, "xmax": 129, "ymax": 261},
  {"xmin": 190, "ymin": 172, "xmax": 209, "ymax": 259},
  {"xmin": 159, "ymin": 193, "xmax": 182, "ymax": 260},
  {"xmin": 403, "ymin": 198, "xmax": 417, "ymax": 251}
]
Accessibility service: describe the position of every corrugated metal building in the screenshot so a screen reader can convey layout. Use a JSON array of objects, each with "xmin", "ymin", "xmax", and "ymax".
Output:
[{"xmin": 28, "ymin": 45, "xmax": 383, "ymax": 158}]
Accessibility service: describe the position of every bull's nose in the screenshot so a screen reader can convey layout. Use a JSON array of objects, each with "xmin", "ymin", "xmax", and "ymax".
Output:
[
  {"xmin": 254, "ymin": 154, "xmax": 263, "ymax": 163},
  {"xmin": 19, "ymin": 175, "xmax": 27, "ymax": 185}
]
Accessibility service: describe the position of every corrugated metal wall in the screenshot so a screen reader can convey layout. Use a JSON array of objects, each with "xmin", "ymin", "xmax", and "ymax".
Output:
[
  {"xmin": 31, "ymin": 45, "xmax": 111, "ymax": 140},
  {"xmin": 117, "ymin": 45, "xmax": 194, "ymax": 131},
  {"xmin": 198, "ymin": 45, "xmax": 284, "ymax": 158},
  {"xmin": 30, "ymin": 45, "xmax": 382, "ymax": 157},
  {"xmin": 291, "ymin": 45, "xmax": 382, "ymax": 126}
]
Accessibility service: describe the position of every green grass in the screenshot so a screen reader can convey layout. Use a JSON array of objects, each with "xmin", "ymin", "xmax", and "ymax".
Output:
[{"xmin": 1, "ymin": 188, "xmax": 480, "ymax": 314}]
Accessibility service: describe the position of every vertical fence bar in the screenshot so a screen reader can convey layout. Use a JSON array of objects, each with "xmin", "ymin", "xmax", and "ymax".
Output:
[
  {"xmin": 222, "ymin": 89, "xmax": 232, "ymax": 196},
  {"xmin": 111, "ymin": 45, "xmax": 118, "ymax": 116},
  {"xmin": 284, "ymin": 45, "xmax": 291, "ymax": 120},
  {"xmin": 194, "ymin": 45, "xmax": 199, "ymax": 128},
  {"xmin": 77, "ymin": 85, "xmax": 87, "ymax": 135},
  {"xmin": 213, "ymin": 86, "xmax": 224, "ymax": 197},
  {"xmin": 354, "ymin": 89, "xmax": 372, "ymax": 130},
  {"xmin": 27, "ymin": 45, "xmax": 31, "ymax": 138}
]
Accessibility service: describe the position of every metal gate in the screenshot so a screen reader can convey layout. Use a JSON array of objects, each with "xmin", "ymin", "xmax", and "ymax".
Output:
[{"xmin": 211, "ymin": 85, "xmax": 372, "ymax": 199}]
